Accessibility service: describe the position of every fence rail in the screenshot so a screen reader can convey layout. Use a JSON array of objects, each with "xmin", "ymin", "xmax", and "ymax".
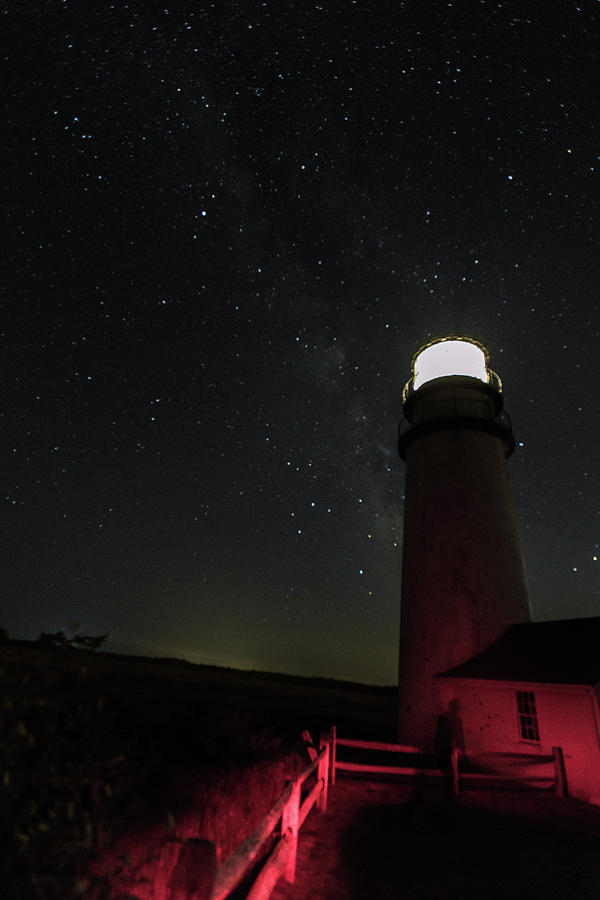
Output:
[
  {"xmin": 336, "ymin": 737, "xmax": 421, "ymax": 753},
  {"xmin": 329, "ymin": 727, "xmax": 567, "ymax": 799},
  {"xmin": 210, "ymin": 731, "xmax": 330, "ymax": 900}
]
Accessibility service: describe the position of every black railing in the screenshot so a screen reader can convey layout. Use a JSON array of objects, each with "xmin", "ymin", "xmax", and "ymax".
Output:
[
  {"xmin": 399, "ymin": 405, "xmax": 513, "ymax": 435},
  {"xmin": 402, "ymin": 369, "xmax": 503, "ymax": 405},
  {"xmin": 398, "ymin": 403, "xmax": 516, "ymax": 459}
]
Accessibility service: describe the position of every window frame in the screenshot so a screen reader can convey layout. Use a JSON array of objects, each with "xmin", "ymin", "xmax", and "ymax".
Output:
[{"xmin": 516, "ymin": 690, "xmax": 541, "ymax": 743}]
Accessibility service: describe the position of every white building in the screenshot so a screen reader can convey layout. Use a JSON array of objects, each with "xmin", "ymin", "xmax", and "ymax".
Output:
[{"xmin": 437, "ymin": 617, "xmax": 600, "ymax": 805}]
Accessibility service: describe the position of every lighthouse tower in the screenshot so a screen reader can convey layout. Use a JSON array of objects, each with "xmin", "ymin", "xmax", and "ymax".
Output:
[{"xmin": 397, "ymin": 336, "xmax": 531, "ymax": 748}]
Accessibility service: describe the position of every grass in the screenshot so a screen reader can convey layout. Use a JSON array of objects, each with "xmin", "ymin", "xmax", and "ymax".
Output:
[{"xmin": 0, "ymin": 641, "xmax": 395, "ymax": 899}]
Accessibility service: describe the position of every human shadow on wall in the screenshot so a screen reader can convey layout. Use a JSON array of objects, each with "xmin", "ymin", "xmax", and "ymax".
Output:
[{"xmin": 339, "ymin": 797, "xmax": 600, "ymax": 899}]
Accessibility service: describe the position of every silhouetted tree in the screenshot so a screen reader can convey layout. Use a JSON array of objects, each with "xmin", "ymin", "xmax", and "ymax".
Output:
[
  {"xmin": 37, "ymin": 630, "xmax": 70, "ymax": 647},
  {"xmin": 70, "ymin": 633, "xmax": 109, "ymax": 650},
  {"xmin": 36, "ymin": 631, "xmax": 108, "ymax": 650}
]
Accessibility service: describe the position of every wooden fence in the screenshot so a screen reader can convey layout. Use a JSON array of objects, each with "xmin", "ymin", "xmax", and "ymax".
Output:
[
  {"xmin": 205, "ymin": 731, "xmax": 330, "ymax": 900},
  {"xmin": 330, "ymin": 726, "xmax": 567, "ymax": 798},
  {"xmin": 174, "ymin": 726, "xmax": 568, "ymax": 898}
]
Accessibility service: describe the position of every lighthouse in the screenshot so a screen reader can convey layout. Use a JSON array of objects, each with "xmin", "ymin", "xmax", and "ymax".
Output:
[{"xmin": 397, "ymin": 336, "xmax": 531, "ymax": 748}]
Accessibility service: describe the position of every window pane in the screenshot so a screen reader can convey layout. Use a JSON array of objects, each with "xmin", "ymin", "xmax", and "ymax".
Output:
[{"xmin": 517, "ymin": 691, "xmax": 540, "ymax": 742}]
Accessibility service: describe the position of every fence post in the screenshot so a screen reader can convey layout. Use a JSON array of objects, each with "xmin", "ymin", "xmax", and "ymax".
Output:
[
  {"xmin": 552, "ymin": 746, "xmax": 567, "ymax": 797},
  {"xmin": 330, "ymin": 724, "xmax": 337, "ymax": 786},
  {"xmin": 451, "ymin": 743, "xmax": 460, "ymax": 797},
  {"xmin": 318, "ymin": 734, "xmax": 330, "ymax": 812},
  {"xmin": 281, "ymin": 779, "xmax": 301, "ymax": 884},
  {"xmin": 302, "ymin": 729, "xmax": 317, "ymax": 761}
]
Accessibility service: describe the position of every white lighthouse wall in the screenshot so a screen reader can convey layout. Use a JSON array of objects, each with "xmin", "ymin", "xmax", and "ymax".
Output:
[
  {"xmin": 438, "ymin": 678, "xmax": 600, "ymax": 805},
  {"xmin": 398, "ymin": 422, "xmax": 530, "ymax": 747}
]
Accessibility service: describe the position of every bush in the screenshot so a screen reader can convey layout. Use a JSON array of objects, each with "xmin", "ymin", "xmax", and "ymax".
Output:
[{"xmin": 1, "ymin": 650, "xmax": 304, "ymax": 899}]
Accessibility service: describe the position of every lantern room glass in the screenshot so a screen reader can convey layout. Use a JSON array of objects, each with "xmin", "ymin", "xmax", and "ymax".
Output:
[{"xmin": 413, "ymin": 338, "xmax": 488, "ymax": 391}]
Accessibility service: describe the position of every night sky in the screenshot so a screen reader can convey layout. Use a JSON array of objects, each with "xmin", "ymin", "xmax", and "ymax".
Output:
[{"xmin": 3, "ymin": 1, "xmax": 599, "ymax": 684}]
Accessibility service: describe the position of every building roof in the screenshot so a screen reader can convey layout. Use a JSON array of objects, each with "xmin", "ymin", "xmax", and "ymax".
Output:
[{"xmin": 438, "ymin": 617, "xmax": 600, "ymax": 686}]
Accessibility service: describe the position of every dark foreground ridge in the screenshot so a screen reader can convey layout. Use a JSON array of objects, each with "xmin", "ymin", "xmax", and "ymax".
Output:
[{"xmin": 2, "ymin": 637, "xmax": 395, "ymax": 691}]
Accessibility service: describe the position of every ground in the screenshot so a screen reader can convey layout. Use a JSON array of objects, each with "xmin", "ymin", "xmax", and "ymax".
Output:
[{"xmin": 271, "ymin": 778, "xmax": 600, "ymax": 900}]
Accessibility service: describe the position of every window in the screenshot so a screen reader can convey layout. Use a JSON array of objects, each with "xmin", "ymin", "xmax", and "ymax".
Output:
[{"xmin": 516, "ymin": 690, "xmax": 540, "ymax": 742}]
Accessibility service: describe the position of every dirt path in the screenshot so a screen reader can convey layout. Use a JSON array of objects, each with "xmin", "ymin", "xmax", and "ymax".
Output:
[{"xmin": 271, "ymin": 778, "xmax": 600, "ymax": 900}]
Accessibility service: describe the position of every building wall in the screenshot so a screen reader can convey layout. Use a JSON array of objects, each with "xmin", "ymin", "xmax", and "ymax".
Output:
[{"xmin": 438, "ymin": 678, "xmax": 600, "ymax": 805}]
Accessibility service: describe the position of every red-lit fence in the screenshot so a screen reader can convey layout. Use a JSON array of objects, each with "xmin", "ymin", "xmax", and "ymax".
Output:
[
  {"xmin": 330, "ymin": 726, "xmax": 567, "ymax": 797},
  {"xmin": 330, "ymin": 728, "xmax": 421, "ymax": 784},
  {"xmin": 178, "ymin": 728, "xmax": 567, "ymax": 899},
  {"xmin": 207, "ymin": 732, "xmax": 330, "ymax": 900},
  {"xmin": 452, "ymin": 746, "xmax": 568, "ymax": 797}
]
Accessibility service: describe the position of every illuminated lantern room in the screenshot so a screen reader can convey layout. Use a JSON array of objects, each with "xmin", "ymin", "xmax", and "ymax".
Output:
[
  {"xmin": 399, "ymin": 335, "xmax": 513, "ymax": 459},
  {"xmin": 412, "ymin": 337, "xmax": 489, "ymax": 391}
]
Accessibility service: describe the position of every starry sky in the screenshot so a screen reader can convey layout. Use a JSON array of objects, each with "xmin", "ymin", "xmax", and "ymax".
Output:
[{"xmin": 3, "ymin": 1, "xmax": 599, "ymax": 684}]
